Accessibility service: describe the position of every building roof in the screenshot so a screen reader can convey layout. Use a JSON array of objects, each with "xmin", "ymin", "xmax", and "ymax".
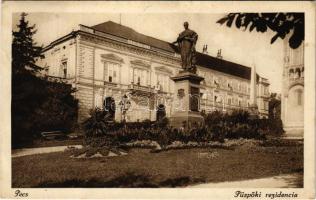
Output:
[
  {"xmin": 195, "ymin": 52, "xmax": 251, "ymax": 80},
  {"xmin": 92, "ymin": 21, "xmax": 176, "ymax": 53},
  {"xmin": 91, "ymin": 21, "xmax": 252, "ymax": 80}
]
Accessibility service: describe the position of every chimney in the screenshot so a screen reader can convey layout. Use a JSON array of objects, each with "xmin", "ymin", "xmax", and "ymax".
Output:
[
  {"xmin": 202, "ymin": 45, "xmax": 208, "ymax": 54},
  {"xmin": 217, "ymin": 49, "xmax": 223, "ymax": 59}
]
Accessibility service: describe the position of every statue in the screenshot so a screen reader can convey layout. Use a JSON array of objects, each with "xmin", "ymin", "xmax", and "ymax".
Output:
[{"xmin": 173, "ymin": 22, "xmax": 198, "ymax": 73}]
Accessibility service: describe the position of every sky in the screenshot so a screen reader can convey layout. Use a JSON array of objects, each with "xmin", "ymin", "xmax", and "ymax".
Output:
[{"xmin": 13, "ymin": 13, "xmax": 285, "ymax": 93}]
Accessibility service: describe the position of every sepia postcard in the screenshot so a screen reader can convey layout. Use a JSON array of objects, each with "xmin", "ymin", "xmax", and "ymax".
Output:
[{"xmin": 0, "ymin": 1, "xmax": 315, "ymax": 199}]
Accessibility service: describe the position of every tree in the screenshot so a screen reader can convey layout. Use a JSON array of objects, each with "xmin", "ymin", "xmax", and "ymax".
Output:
[
  {"xmin": 12, "ymin": 13, "xmax": 78, "ymax": 148},
  {"xmin": 12, "ymin": 12, "xmax": 44, "ymax": 75},
  {"xmin": 267, "ymin": 93, "xmax": 284, "ymax": 135},
  {"xmin": 268, "ymin": 93, "xmax": 281, "ymax": 119},
  {"xmin": 217, "ymin": 13, "xmax": 304, "ymax": 49}
]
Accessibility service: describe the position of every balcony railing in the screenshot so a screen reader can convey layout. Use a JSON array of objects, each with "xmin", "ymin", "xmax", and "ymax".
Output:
[
  {"xmin": 289, "ymin": 77, "xmax": 304, "ymax": 86},
  {"xmin": 128, "ymin": 83, "xmax": 154, "ymax": 95},
  {"xmin": 104, "ymin": 81, "xmax": 118, "ymax": 87},
  {"xmin": 46, "ymin": 75, "xmax": 75, "ymax": 83}
]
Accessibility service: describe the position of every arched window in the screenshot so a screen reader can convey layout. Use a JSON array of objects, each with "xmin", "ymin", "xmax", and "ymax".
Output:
[
  {"xmin": 289, "ymin": 69, "xmax": 294, "ymax": 78},
  {"xmin": 296, "ymin": 89, "xmax": 303, "ymax": 106},
  {"xmin": 295, "ymin": 68, "xmax": 301, "ymax": 79}
]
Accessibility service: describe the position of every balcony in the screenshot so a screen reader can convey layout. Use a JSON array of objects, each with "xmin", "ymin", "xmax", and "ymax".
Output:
[
  {"xmin": 104, "ymin": 81, "xmax": 118, "ymax": 87},
  {"xmin": 289, "ymin": 77, "xmax": 304, "ymax": 88},
  {"xmin": 128, "ymin": 83, "xmax": 154, "ymax": 96},
  {"xmin": 46, "ymin": 75, "xmax": 75, "ymax": 83}
]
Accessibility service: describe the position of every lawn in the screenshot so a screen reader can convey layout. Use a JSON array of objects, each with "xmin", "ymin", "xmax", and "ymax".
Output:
[{"xmin": 12, "ymin": 140, "xmax": 303, "ymax": 188}]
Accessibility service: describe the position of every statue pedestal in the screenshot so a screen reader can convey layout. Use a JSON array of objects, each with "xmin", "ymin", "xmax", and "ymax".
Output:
[
  {"xmin": 170, "ymin": 71, "xmax": 205, "ymax": 129},
  {"xmin": 249, "ymin": 104, "xmax": 259, "ymax": 119}
]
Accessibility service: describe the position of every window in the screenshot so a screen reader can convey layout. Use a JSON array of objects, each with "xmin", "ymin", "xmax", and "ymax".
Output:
[
  {"xmin": 264, "ymin": 86, "xmax": 269, "ymax": 95},
  {"xmin": 297, "ymin": 90, "xmax": 303, "ymax": 105},
  {"xmin": 60, "ymin": 61, "xmax": 67, "ymax": 78},
  {"xmin": 227, "ymin": 80, "xmax": 233, "ymax": 90},
  {"xmin": 142, "ymin": 70, "xmax": 148, "ymax": 85},
  {"xmin": 104, "ymin": 62, "xmax": 120, "ymax": 83},
  {"xmin": 295, "ymin": 68, "xmax": 301, "ymax": 79},
  {"xmin": 289, "ymin": 69, "xmax": 294, "ymax": 79},
  {"xmin": 208, "ymin": 90, "xmax": 213, "ymax": 100},
  {"xmin": 240, "ymin": 83, "xmax": 245, "ymax": 93},
  {"xmin": 218, "ymin": 77, "xmax": 223, "ymax": 86},
  {"xmin": 227, "ymin": 98, "xmax": 231, "ymax": 105},
  {"xmin": 233, "ymin": 97, "xmax": 237, "ymax": 105},
  {"xmin": 213, "ymin": 76, "xmax": 219, "ymax": 86},
  {"xmin": 157, "ymin": 73, "xmax": 170, "ymax": 92},
  {"xmin": 137, "ymin": 77, "xmax": 141, "ymax": 85},
  {"xmin": 264, "ymin": 101, "xmax": 269, "ymax": 110},
  {"xmin": 241, "ymin": 99, "xmax": 246, "ymax": 107},
  {"xmin": 207, "ymin": 73, "xmax": 213, "ymax": 85},
  {"xmin": 222, "ymin": 78, "xmax": 227, "ymax": 88},
  {"xmin": 233, "ymin": 80, "xmax": 238, "ymax": 91},
  {"xmin": 133, "ymin": 68, "xmax": 148, "ymax": 86}
]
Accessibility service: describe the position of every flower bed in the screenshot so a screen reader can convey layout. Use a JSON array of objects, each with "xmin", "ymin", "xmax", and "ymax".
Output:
[
  {"xmin": 66, "ymin": 146, "xmax": 128, "ymax": 158},
  {"xmin": 117, "ymin": 138, "xmax": 263, "ymax": 153}
]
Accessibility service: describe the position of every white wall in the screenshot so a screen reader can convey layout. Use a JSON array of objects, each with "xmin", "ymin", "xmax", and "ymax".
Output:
[{"xmin": 39, "ymin": 38, "xmax": 76, "ymax": 78}]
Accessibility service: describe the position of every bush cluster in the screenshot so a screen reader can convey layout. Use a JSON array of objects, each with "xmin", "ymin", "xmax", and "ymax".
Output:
[
  {"xmin": 83, "ymin": 109, "xmax": 284, "ymax": 148},
  {"xmin": 204, "ymin": 110, "xmax": 284, "ymax": 140},
  {"xmin": 12, "ymin": 75, "xmax": 79, "ymax": 148}
]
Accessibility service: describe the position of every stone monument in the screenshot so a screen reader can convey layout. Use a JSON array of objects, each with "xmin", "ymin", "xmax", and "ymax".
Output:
[
  {"xmin": 249, "ymin": 64, "xmax": 259, "ymax": 119},
  {"xmin": 170, "ymin": 22, "xmax": 205, "ymax": 129}
]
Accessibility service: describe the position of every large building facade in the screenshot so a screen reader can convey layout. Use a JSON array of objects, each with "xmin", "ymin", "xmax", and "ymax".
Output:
[
  {"xmin": 37, "ymin": 21, "xmax": 270, "ymax": 122},
  {"xmin": 281, "ymin": 35, "xmax": 304, "ymax": 136}
]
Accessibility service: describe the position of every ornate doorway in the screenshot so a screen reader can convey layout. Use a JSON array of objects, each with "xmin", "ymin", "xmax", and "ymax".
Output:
[
  {"xmin": 104, "ymin": 97, "xmax": 116, "ymax": 121},
  {"xmin": 156, "ymin": 104, "xmax": 166, "ymax": 121}
]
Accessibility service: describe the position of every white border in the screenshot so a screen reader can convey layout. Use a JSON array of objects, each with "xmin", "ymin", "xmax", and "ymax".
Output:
[{"xmin": 1, "ymin": 1, "xmax": 315, "ymax": 199}]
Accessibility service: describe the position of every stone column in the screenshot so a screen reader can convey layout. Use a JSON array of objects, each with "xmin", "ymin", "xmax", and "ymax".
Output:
[
  {"xmin": 249, "ymin": 64, "xmax": 259, "ymax": 117},
  {"xmin": 250, "ymin": 64, "xmax": 257, "ymax": 105}
]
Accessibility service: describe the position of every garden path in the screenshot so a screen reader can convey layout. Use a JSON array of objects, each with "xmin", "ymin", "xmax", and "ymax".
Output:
[
  {"xmin": 189, "ymin": 173, "xmax": 303, "ymax": 188},
  {"xmin": 12, "ymin": 145, "xmax": 83, "ymax": 158}
]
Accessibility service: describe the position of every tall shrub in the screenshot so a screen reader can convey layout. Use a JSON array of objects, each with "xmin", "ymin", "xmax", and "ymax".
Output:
[
  {"xmin": 83, "ymin": 108, "xmax": 108, "ymax": 137},
  {"xmin": 31, "ymin": 80, "xmax": 78, "ymax": 133},
  {"xmin": 204, "ymin": 110, "xmax": 269, "ymax": 140}
]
